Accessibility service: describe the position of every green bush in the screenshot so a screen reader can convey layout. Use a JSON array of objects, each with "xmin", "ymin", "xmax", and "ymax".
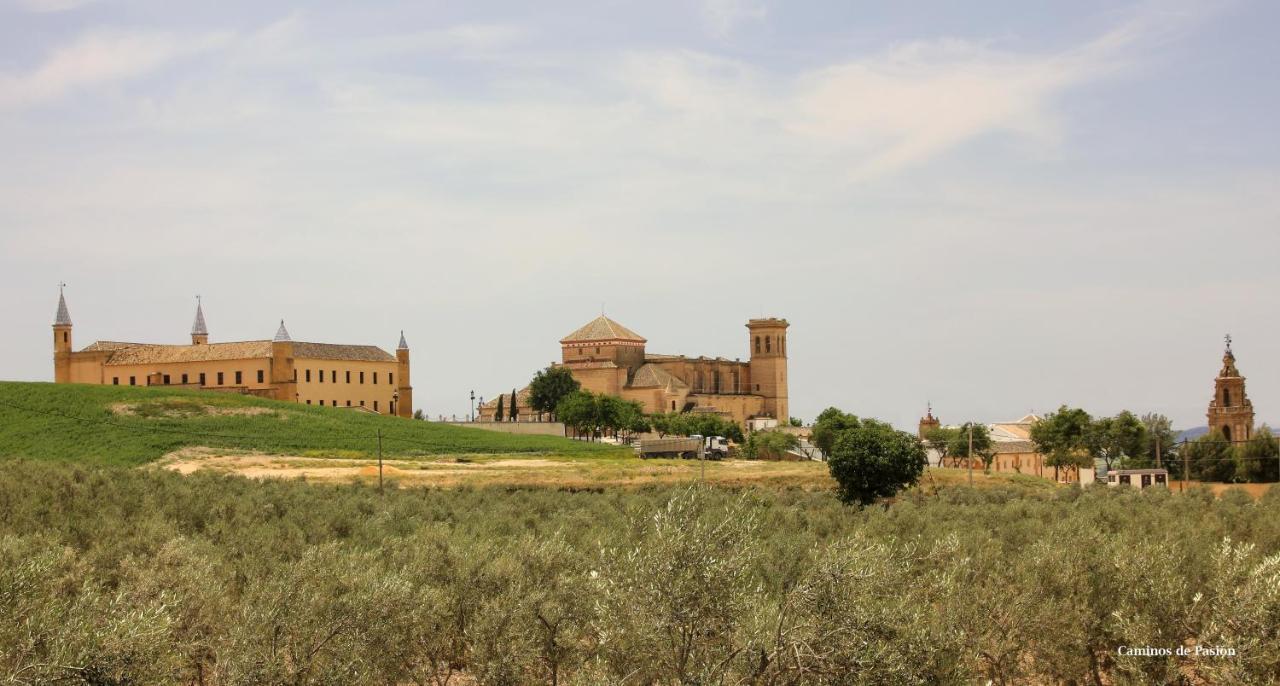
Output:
[{"xmin": 1, "ymin": 461, "xmax": 1278, "ymax": 684}]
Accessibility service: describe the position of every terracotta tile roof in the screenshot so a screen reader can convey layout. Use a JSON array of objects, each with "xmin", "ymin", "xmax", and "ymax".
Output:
[
  {"xmin": 80, "ymin": 341, "xmax": 144, "ymax": 352},
  {"xmin": 560, "ymin": 315, "xmax": 646, "ymax": 344},
  {"xmin": 292, "ymin": 342, "xmax": 396, "ymax": 362},
  {"xmin": 103, "ymin": 341, "xmax": 273, "ymax": 365},
  {"xmin": 992, "ymin": 440, "xmax": 1037, "ymax": 454},
  {"xmin": 480, "ymin": 386, "xmax": 532, "ymax": 409},
  {"xmin": 628, "ymin": 363, "xmax": 688, "ymax": 390}
]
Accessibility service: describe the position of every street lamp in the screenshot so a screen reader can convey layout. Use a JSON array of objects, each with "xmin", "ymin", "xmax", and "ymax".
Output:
[
  {"xmin": 392, "ymin": 389, "xmax": 400, "ymax": 417},
  {"xmin": 470, "ymin": 390, "xmax": 475, "ymax": 422}
]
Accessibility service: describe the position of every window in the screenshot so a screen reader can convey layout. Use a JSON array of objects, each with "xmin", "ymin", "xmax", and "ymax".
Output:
[
  {"xmin": 1223, "ymin": 388, "xmax": 1231, "ymax": 406},
  {"xmin": 331, "ymin": 370, "xmax": 336, "ymax": 384},
  {"xmin": 671, "ymin": 401, "xmax": 676, "ymax": 411},
  {"xmin": 373, "ymin": 372, "xmax": 379, "ymax": 385},
  {"xmin": 163, "ymin": 374, "xmax": 171, "ymax": 385},
  {"xmin": 360, "ymin": 400, "xmax": 365, "ymax": 407},
  {"xmin": 217, "ymin": 372, "xmax": 224, "ymax": 385},
  {"xmin": 765, "ymin": 336, "xmax": 771, "ymax": 352},
  {"xmin": 319, "ymin": 370, "xmax": 325, "ymax": 383},
  {"xmin": 129, "ymin": 376, "xmax": 136, "ymax": 386},
  {"xmin": 113, "ymin": 377, "xmax": 119, "ymax": 385},
  {"xmin": 235, "ymin": 371, "xmax": 243, "ymax": 385},
  {"xmin": 257, "ymin": 370, "xmax": 264, "ymax": 384},
  {"xmin": 755, "ymin": 384, "xmax": 760, "ymax": 392},
  {"xmin": 63, "ymin": 332, "xmax": 68, "ymax": 343},
  {"xmin": 346, "ymin": 400, "xmax": 351, "ymax": 407},
  {"xmin": 292, "ymin": 369, "xmax": 297, "ymax": 382},
  {"xmin": 305, "ymin": 369, "xmax": 311, "ymax": 382},
  {"xmin": 374, "ymin": 400, "xmax": 379, "ymax": 412},
  {"xmin": 199, "ymin": 372, "xmax": 206, "ymax": 386},
  {"xmin": 389, "ymin": 372, "xmax": 394, "ymax": 385},
  {"xmin": 359, "ymin": 371, "xmax": 365, "ymax": 384},
  {"xmin": 181, "ymin": 373, "xmax": 188, "ymax": 384},
  {"xmin": 346, "ymin": 371, "xmax": 351, "ymax": 383},
  {"xmin": 306, "ymin": 399, "xmax": 311, "ymax": 405},
  {"xmin": 332, "ymin": 400, "xmax": 336, "ymax": 407},
  {"xmin": 755, "ymin": 336, "xmax": 760, "ymax": 353},
  {"xmin": 320, "ymin": 400, "xmax": 325, "ymax": 406}
]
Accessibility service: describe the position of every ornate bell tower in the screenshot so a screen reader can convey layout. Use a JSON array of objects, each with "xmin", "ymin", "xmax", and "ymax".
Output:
[
  {"xmin": 919, "ymin": 403, "xmax": 941, "ymax": 438},
  {"xmin": 1207, "ymin": 334, "xmax": 1254, "ymax": 443}
]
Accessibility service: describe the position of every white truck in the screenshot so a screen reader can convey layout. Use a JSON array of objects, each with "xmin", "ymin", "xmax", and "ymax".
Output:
[{"xmin": 634, "ymin": 435, "xmax": 728, "ymax": 459}]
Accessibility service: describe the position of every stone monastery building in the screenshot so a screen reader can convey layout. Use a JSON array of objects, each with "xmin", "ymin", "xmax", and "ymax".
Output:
[
  {"xmin": 480, "ymin": 314, "xmax": 789, "ymax": 426},
  {"xmin": 51, "ymin": 289, "xmax": 413, "ymax": 418}
]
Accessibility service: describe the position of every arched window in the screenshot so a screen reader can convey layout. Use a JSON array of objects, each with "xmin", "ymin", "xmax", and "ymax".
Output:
[
  {"xmin": 765, "ymin": 336, "xmax": 771, "ymax": 353},
  {"xmin": 754, "ymin": 336, "xmax": 760, "ymax": 353},
  {"xmin": 1223, "ymin": 425, "xmax": 1233, "ymax": 442},
  {"xmin": 696, "ymin": 371, "xmax": 704, "ymax": 391},
  {"xmin": 731, "ymin": 370, "xmax": 739, "ymax": 394},
  {"xmin": 1223, "ymin": 388, "xmax": 1231, "ymax": 406},
  {"xmin": 713, "ymin": 371, "xmax": 720, "ymax": 393},
  {"xmin": 781, "ymin": 336, "xmax": 785, "ymax": 355}
]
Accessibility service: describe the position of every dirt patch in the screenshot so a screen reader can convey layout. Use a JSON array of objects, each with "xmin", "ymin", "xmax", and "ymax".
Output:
[
  {"xmin": 111, "ymin": 401, "xmax": 277, "ymax": 419},
  {"xmin": 152, "ymin": 447, "xmax": 836, "ymax": 489}
]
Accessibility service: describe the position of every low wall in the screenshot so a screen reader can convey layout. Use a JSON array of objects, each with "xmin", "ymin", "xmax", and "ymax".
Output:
[{"xmin": 445, "ymin": 421, "xmax": 567, "ymax": 437}]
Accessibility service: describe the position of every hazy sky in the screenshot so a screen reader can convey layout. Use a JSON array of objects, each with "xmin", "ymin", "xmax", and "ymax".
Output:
[{"xmin": 2, "ymin": 0, "xmax": 1277, "ymax": 430}]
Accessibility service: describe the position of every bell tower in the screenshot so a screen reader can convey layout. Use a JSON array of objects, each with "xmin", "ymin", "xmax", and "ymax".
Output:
[
  {"xmin": 919, "ymin": 403, "xmax": 941, "ymax": 438},
  {"xmin": 1207, "ymin": 334, "xmax": 1254, "ymax": 443},
  {"xmin": 191, "ymin": 296, "xmax": 208, "ymax": 345},
  {"xmin": 747, "ymin": 318, "xmax": 789, "ymax": 421},
  {"xmin": 53, "ymin": 284, "xmax": 73, "ymax": 383}
]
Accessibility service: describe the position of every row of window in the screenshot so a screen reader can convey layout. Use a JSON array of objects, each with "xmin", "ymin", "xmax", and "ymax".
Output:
[
  {"xmin": 108, "ymin": 368, "xmax": 395, "ymax": 388},
  {"xmin": 306, "ymin": 399, "xmax": 380, "ymax": 411},
  {"xmin": 112, "ymin": 370, "xmax": 264, "ymax": 387},
  {"xmin": 302, "ymin": 369, "xmax": 391, "ymax": 386}
]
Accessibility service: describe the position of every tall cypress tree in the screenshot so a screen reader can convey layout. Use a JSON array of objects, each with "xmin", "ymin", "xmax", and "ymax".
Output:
[
  {"xmin": 495, "ymin": 394, "xmax": 505, "ymax": 422},
  {"xmin": 510, "ymin": 389, "xmax": 520, "ymax": 422}
]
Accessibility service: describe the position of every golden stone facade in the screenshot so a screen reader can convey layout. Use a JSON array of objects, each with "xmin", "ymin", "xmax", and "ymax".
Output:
[
  {"xmin": 51, "ymin": 290, "xmax": 414, "ymax": 418},
  {"xmin": 480, "ymin": 315, "xmax": 790, "ymax": 427}
]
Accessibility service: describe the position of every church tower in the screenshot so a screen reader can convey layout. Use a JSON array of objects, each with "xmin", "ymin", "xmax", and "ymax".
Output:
[
  {"xmin": 1207, "ymin": 335, "xmax": 1254, "ymax": 443},
  {"xmin": 191, "ymin": 297, "xmax": 208, "ymax": 345},
  {"xmin": 53, "ymin": 285, "xmax": 72, "ymax": 383},
  {"xmin": 396, "ymin": 331, "xmax": 414, "ymax": 419},
  {"xmin": 919, "ymin": 404, "xmax": 941, "ymax": 438},
  {"xmin": 747, "ymin": 318, "xmax": 789, "ymax": 421}
]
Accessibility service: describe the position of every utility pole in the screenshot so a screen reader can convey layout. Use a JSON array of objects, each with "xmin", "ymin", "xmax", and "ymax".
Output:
[
  {"xmin": 377, "ymin": 429, "xmax": 384, "ymax": 495},
  {"xmin": 1181, "ymin": 439, "xmax": 1189, "ymax": 493},
  {"xmin": 967, "ymin": 424, "xmax": 973, "ymax": 486}
]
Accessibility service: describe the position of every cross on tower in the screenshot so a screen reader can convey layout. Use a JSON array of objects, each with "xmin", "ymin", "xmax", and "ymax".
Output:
[{"xmin": 1225, "ymin": 333, "xmax": 1232, "ymax": 354}]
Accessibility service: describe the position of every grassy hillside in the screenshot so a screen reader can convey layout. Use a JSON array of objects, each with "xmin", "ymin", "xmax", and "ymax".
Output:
[{"xmin": 0, "ymin": 382, "xmax": 626, "ymax": 465}]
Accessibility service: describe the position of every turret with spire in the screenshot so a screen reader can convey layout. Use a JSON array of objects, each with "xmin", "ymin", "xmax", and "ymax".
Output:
[
  {"xmin": 53, "ymin": 284, "xmax": 72, "ymax": 383},
  {"xmin": 396, "ymin": 330, "xmax": 413, "ymax": 418},
  {"xmin": 269, "ymin": 319, "xmax": 297, "ymax": 401},
  {"xmin": 191, "ymin": 296, "xmax": 208, "ymax": 345}
]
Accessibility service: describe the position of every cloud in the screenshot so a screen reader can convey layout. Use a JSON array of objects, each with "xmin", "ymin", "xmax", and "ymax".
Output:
[
  {"xmin": 0, "ymin": 29, "xmax": 231, "ymax": 109},
  {"xmin": 701, "ymin": 0, "xmax": 766, "ymax": 38},
  {"xmin": 12, "ymin": 0, "xmax": 96, "ymax": 12}
]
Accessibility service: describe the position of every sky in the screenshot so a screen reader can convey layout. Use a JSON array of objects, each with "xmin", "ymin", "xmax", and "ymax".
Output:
[{"xmin": 1, "ymin": 0, "xmax": 1277, "ymax": 431}]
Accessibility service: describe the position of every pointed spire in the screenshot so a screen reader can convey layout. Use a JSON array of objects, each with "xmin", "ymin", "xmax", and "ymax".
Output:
[
  {"xmin": 398, "ymin": 330, "xmax": 409, "ymax": 350},
  {"xmin": 273, "ymin": 320, "xmax": 291, "ymax": 342},
  {"xmin": 191, "ymin": 296, "xmax": 208, "ymax": 336},
  {"xmin": 54, "ymin": 283, "xmax": 72, "ymax": 327}
]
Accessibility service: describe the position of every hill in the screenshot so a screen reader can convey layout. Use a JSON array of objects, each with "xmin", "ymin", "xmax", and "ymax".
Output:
[{"xmin": 0, "ymin": 382, "xmax": 625, "ymax": 466}]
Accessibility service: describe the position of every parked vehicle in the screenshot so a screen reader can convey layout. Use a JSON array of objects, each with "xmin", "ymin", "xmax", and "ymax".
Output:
[
  {"xmin": 634, "ymin": 435, "xmax": 731, "ymax": 459},
  {"xmin": 635, "ymin": 437, "xmax": 702, "ymax": 459}
]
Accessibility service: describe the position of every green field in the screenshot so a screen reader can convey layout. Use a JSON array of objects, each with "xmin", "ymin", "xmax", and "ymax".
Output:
[{"xmin": 0, "ymin": 382, "xmax": 627, "ymax": 465}]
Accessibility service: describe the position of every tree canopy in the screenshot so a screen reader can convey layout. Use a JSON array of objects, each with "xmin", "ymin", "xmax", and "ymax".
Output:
[
  {"xmin": 826, "ymin": 417, "xmax": 927, "ymax": 506},
  {"xmin": 529, "ymin": 366, "xmax": 580, "ymax": 420}
]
